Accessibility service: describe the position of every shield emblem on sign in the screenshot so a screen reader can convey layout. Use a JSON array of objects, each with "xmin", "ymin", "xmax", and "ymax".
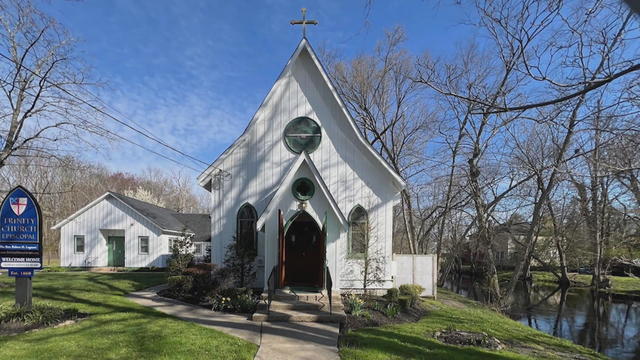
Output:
[{"xmin": 10, "ymin": 197, "xmax": 27, "ymax": 216}]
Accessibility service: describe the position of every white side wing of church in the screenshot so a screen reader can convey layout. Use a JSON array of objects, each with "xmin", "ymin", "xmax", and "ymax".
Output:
[{"xmin": 198, "ymin": 38, "xmax": 411, "ymax": 291}]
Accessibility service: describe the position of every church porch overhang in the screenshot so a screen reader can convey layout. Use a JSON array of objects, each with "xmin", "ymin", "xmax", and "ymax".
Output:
[{"xmin": 256, "ymin": 152, "xmax": 347, "ymax": 231}]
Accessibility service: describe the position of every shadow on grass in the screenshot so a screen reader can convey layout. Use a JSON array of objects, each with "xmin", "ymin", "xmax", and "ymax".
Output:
[
  {"xmin": 343, "ymin": 327, "xmax": 518, "ymax": 360},
  {"xmin": 0, "ymin": 273, "xmax": 256, "ymax": 360}
]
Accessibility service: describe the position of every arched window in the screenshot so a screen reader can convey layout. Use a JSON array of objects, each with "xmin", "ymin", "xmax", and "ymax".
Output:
[
  {"xmin": 348, "ymin": 205, "xmax": 368, "ymax": 255},
  {"xmin": 237, "ymin": 203, "xmax": 257, "ymax": 252}
]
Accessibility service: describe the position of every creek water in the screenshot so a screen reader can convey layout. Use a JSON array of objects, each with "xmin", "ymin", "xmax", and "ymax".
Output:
[{"xmin": 443, "ymin": 275, "xmax": 640, "ymax": 359}]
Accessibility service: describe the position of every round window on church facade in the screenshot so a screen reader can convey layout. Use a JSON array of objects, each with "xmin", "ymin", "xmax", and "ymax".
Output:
[
  {"xmin": 292, "ymin": 177, "xmax": 315, "ymax": 201},
  {"xmin": 283, "ymin": 117, "xmax": 321, "ymax": 154}
]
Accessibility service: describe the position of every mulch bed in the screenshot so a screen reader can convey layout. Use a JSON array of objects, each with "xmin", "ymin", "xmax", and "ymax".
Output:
[
  {"xmin": 434, "ymin": 329, "xmax": 505, "ymax": 350},
  {"xmin": 0, "ymin": 312, "xmax": 89, "ymax": 336},
  {"xmin": 344, "ymin": 305, "xmax": 427, "ymax": 331}
]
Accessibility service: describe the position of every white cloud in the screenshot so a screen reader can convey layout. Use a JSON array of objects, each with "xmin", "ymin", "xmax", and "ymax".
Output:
[{"xmin": 86, "ymin": 72, "xmax": 250, "ymax": 177}]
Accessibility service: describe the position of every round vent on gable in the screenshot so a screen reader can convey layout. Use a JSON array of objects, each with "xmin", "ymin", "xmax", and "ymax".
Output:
[
  {"xmin": 283, "ymin": 117, "xmax": 321, "ymax": 154},
  {"xmin": 292, "ymin": 177, "xmax": 315, "ymax": 201}
]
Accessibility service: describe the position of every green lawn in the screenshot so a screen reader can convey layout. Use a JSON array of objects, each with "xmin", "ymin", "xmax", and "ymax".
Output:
[
  {"xmin": 499, "ymin": 271, "xmax": 640, "ymax": 297},
  {"xmin": 339, "ymin": 290, "xmax": 605, "ymax": 360},
  {"xmin": 608, "ymin": 275, "xmax": 640, "ymax": 297},
  {"xmin": 0, "ymin": 272, "xmax": 257, "ymax": 359}
]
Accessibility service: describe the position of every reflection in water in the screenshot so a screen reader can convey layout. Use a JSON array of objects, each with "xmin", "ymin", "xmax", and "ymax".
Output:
[{"xmin": 443, "ymin": 275, "xmax": 640, "ymax": 360}]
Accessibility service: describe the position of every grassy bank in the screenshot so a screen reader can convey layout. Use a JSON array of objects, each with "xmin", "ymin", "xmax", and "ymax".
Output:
[
  {"xmin": 0, "ymin": 272, "xmax": 257, "ymax": 359},
  {"xmin": 339, "ymin": 289, "xmax": 605, "ymax": 360},
  {"xmin": 498, "ymin": 271, "xmax": 640, "ymax": 297}
]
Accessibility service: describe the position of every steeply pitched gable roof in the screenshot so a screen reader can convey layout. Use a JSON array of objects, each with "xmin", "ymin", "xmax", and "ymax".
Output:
[
  {"xmin": 197, "ymin": 38, "xmax": 406, "ymax": 191},
  {"xmin": 256, "ymin": 152, "xmax": 347, "ymax": 230},
  {"xmin": 52, "ymin": 192, "xmax": 211, "ymax": 242}
]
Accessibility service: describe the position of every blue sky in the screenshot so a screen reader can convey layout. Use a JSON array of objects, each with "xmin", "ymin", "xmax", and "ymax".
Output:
[{"xmin": 40, "ymin": 0, "xmax": 475, "ymax": 182}]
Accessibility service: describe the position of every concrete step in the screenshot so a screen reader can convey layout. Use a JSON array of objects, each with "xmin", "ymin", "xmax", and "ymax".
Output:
[
  {"xmin": 256, "ymin": 299, "xmax": 344, "ymax": 311},
  {"xmin": 261, "ymin": 290, "xmax": 342, "ymax": 303},
  {"xmin": 251, "ymin": 307, "xmax": 346, "ymax": 323}
]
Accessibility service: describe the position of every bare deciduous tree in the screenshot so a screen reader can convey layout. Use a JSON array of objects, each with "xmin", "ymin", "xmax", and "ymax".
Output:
[
  {"xmin": 0, "ymin": 0, "xmax": 104, "ymax": 169},
  {"xmin": 325, "ymin": 27, "xmax": 433, "ymax": 255}
]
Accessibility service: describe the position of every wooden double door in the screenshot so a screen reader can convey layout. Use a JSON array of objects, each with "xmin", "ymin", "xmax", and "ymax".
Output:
[{"xmin": 278, "ymin": 211, "xmax": 325, "ymax": 289}]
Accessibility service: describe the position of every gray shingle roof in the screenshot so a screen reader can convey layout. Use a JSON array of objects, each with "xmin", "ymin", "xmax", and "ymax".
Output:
[
  {"xmin": 110, "ymin": 192, "xmax": 210, "ymax": 242},
  {"xmin": 172, "ymin": 213, "xmax": 211, "ymax": 242}
]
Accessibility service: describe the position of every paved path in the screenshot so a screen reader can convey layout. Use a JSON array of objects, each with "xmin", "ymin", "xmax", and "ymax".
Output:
[
  {"xmin": 127, "ymin": 286, "xmax": 261, "ymax": 345},
  {"xmin": 127, "ymin": 286, "xmax": 340, "ymax": 360},
  {"xmin": 255, "ymin": 322, "xmax": 340, "ymax": 360}
]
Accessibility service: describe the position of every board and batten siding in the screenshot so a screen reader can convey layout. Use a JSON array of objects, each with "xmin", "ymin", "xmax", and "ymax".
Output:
[
  {"xmin": 209, "ymin": 46, "xmax": 401, "ymax": 289},
  {"xmin": 59, "ymin": 196, "xmax": 171, "ymax": 267}
]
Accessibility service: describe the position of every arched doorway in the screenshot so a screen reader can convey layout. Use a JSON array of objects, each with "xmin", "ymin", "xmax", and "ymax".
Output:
[{"xmin": 283, "ymin": 211, "xmax": 324, "ymax": 288}]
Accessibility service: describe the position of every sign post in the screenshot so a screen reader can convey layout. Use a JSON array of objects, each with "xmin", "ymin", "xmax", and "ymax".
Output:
[{"xmin": 0, "ymin": 186, "xmax": 42, "ymax": 308}]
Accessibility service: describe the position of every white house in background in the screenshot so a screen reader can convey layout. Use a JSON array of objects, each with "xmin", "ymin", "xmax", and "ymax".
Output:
[
  {"xmin": 52, "ymin": 192, "xmax": 210, "ymax": 268},
  {"xmin": 197, "ymin": 38, "xmax": 436, "ymax": 295}
]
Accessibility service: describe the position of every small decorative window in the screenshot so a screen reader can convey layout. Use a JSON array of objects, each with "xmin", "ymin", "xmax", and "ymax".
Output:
[
  {"xmin": 283, "ymin": 117, "xmax": 321, "ymax": 154},
  {"xmin": 348, "ymin": 206, "xmax": 368, "ymax": 255},
  {"xmin": 292, "ymin": 178, "xmax": 315, "ymax": 201},
  {"xmin": 139, "ymin": 236, "xmax": 149, "ymax": 255},
  {"xmin": 194, "ymin": 243, "xmax": 203, "ymax": 256},
  {"xmin": 237, "ymin": 204, "xmax": 257, "ymax": 252},
  {"xmin": 74, "ymin": 235, "xmax": 85, "ymax": 254}
]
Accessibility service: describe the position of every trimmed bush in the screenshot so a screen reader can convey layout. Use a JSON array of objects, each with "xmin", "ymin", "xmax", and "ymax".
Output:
[
  {"xmin": 40, "ymin": 266, "xmax": 84, "ymax": 272},
  {"xmin": 385, "ymin": 288, "xmax": 399, "ymax": 303},
  {"xmin": 399, "ymin": 284, "xmax": 424, "ymax": 307},
  {"xmin": 399, "ymin": 284, "xmax": 425, "ymax": 297},
  {"xmin": 167, "ymin": 275, "xmax": 193, "ymax": 298}
]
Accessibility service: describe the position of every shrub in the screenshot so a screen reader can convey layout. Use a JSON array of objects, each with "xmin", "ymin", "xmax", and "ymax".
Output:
[
  {"xmin": 168, "ymin": 254, "xmax": 194, "ymax": 276},
  {"xmin": 132, "ymin": 266, "xmax": 166, "ymax": 272},
  {"xmin": 385, "ymin": 288, "xmax": 399, "ymax": 303},
  {"xmin": 399, "ymin": 284, "xmax": 425, "ymax": 297},
  {"xmin": 183, "ymin": 265, "xmax": 214, "ymax": 298},
  {"xmin": 399, "ymin": 284, "xmax": 424, "ymax": 307},
  {"xmin": 223, "ymin": 238, "xmax": 256, "ymax": 287},
  {"xmin": 167, "ymin": 275, "xmax": 193, "ymax": 298},
  {"xmin": 40, "ymin": 266, "xmax": 84, "ymax": 272},
  {"xmin": 211, "ymin": 267, "xmax": 237, "ymax": 291},
  {"xmin": 0, "ymin": 303, "xmax": 79, "ymax": 327},
  {"xmin": 384, "ymin": 303, "xmax": 400, "ymax": 318}
]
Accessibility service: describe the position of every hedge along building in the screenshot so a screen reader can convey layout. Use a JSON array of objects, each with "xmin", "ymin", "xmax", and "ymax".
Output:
[
  {"xmin": 52, "ymin": 192, "xmax": 210, "ymax": 268},
  {"xmin": 197, "ymin": 38, "xmax": 408, "ymax": 292}
]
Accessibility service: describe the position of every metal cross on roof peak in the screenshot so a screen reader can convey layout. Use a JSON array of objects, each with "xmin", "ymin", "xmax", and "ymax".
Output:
[{"xmin": 290, "ymin": 8, "xmax": 318, "ymax": 39}]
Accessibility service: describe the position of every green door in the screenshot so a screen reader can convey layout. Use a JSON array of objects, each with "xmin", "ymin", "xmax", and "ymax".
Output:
[{"xmin": 107, "ymin": 236, "xmax": 125, "ymax": 267}]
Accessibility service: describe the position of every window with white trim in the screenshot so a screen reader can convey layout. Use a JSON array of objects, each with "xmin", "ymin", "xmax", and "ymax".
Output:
[
  {"xmin": 139, "ymin": 236, "xmax": 149, "ymax": 255},
  {"xmin": 168, "ymin": 237, "xmax": 178, "ymax": 253},
  {"xmin": 237, "ymin": 204, "xmax": 257, "ymax": 252},
  {"xmin": 194, "ymin": 243, "xmax": 203, "ymax": 256},
  {"xmin": 74, "ymin": 235, "xmax": 85, "ymax": 254},
  {"xmin": 348, "ymin": 206, "xmax": 368, "ymax": 256}
]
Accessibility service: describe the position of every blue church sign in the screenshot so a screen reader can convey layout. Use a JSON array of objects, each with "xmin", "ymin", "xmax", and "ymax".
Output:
[{"xmin": 0, "ymin": 186, "xmax": 42, "ymax": 270}]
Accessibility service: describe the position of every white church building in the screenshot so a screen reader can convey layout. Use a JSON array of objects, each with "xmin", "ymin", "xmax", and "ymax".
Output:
[
  {"xmin": 198, "ymin": 38, "xmax": 435, "ymax": 294},
  {"xmin": 52, "ymin": 37, "xmax": 436, "ymax": 296}
]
